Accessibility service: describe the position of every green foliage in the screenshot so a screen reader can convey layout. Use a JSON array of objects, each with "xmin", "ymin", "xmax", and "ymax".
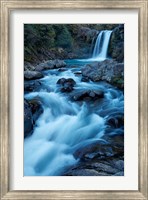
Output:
[
  {"xmin": 55, "ymin": 26, "xmax": 73, "ymax": 48},
  {"xmin": 24, "ymin": 24, "xmax": 122, "ymax": 63},
  {"xmin": 111, "ymin": 76, "xmax": 124, "ymax": 89}
]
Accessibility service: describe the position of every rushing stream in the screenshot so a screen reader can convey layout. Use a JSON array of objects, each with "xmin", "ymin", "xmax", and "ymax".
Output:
[
  {"xmin": 24, "ymin": 30, "xmax": 124, "ymax": 176},
  {"xmin": 24, "ymin": 60, "xmax": 124, "ymax": 176}
]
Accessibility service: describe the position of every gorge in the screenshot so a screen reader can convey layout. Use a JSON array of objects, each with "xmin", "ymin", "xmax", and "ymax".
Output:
[{"xmin": 24, "ymin": 24, "xmax": 124, "ymax": 176}]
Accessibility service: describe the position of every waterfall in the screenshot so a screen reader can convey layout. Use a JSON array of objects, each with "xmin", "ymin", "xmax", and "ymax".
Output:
[{"xmin": 92, "ymin": 30, "xmax": 112, "ymax": 61}]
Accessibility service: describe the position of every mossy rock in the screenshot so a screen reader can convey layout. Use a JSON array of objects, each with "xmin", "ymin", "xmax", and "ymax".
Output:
[{"xmin": 111, "ymin": 76, "xmax": 124, "ymax": 90}]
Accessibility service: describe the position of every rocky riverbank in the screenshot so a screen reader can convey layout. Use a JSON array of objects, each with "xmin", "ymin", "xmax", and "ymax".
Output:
[
  {"xmin": 24, "ymin": 24, "xmax": 124, "ymax": 176},
  {"xmin": 24, "ymin": 58, "xmax": 124, "ymax": 176}
]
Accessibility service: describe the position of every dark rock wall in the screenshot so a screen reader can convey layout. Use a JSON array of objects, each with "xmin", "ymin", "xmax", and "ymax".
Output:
[{"xmin": 108, "ymin": 24, "xmax": 124, "ymax": 62}]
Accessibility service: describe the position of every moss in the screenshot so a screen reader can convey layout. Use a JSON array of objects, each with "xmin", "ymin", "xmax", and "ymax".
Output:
[{"xmin": 111, "ymin": 76, "xmax": 124, "ymax": 90}]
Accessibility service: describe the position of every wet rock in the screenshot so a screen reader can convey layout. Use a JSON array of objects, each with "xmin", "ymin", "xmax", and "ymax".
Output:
[
  {"xmin": 81, "ymin": 76, "xmax": 89, "ymax": 82},
  {"xmin": 24, "ymin": 98, "xmax": 43, "ymax": 138},
  {"xmin": 91, "ymin": 162, "xmax": 118, "ymax": 174},
  {"xmin": 114, "ymin": 171, "xmax": 124, "ymax": 176},
  {"xmin": 64, "ymin": 169, "xmax": 101, "ymax": 176},
  {"xmin": 24, "ymin": 80, "xmax": 41, "ymax": 92},
  {"xmin": 106, "ymin": 114, "xmax": 124, "ymax": 128},
  {"xmin": 24, "ymin": 80, "xmax": 50, "ymax": 93},
  {"xmin": 57, "ymin": 78, "xmax": 76, "ymax": 92},
  {"xmin": 102, "ymin": 135, "xmax": 124, "ymax": 150},
  {"xmin": 113, "ymin": 160, "xmax": 124, "ymax": 171},
  {"xmin": 74, "ymin": 141, "xmax": 113, "ymax": 160},
  {"xmin": 74, "ymin": 71, "xmax": 82, "ymax": 75},
  {"xmin": 24, "ymin": 99, "xmax": 33, "ymax": 138},
  {"xmin": 58, "ymin": 68, "xmax": 66, "ymax": 72},
  {"xmin": 29, "ymin": 99, "xmax": 43, "ymax": 122},
  {"xmin": 63, "ymin": 136, "xmax": 124, "ymax": 176},
  {"xmin": 24, "ymin": 70, "xmax": 44, "ymax": 80},
  {"xmin": 72, "ymin": 89, "xmax": 104, "ymax": 101},
  {"xmin": 74, "ymin": 137, "xmax": 124, "ymax": 162},
  {"xmin": 81, "ymin": 59, "xmax": 124, "ymax": 89},
  {"xmin": 108, "ymin": 25, "xmax": 124, "ymax": 62}
]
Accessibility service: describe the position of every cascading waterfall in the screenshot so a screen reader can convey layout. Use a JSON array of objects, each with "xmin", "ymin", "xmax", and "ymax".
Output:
[
  {"xmin": 77, "ymin": 30, "xmax": 112, "ymax": 62},
  {"xmin": 92, "ymin": 30, "xmax": 112, "ymax": 61}
]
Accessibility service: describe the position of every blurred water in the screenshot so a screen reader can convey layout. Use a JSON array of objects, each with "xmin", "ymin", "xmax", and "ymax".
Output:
[{"xmin": 24, "ymin": 63, "xmax": 123, "ymax": 176}]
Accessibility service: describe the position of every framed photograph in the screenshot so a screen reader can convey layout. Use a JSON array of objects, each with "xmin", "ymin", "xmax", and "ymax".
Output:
[{"xmin": 0, "ymin": 0, "xmax": 147, "ymax": 199}]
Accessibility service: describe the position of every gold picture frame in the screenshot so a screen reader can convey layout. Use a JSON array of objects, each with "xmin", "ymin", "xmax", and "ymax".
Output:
[{"xmin": 0, "ymin": 0, "xmax": 147, "ymax": 199}]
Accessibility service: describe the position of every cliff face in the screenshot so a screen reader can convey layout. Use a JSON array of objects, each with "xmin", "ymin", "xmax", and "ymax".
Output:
[
  {"xmin": 24, "ymin": 24, "xmax": 124, "ymax": 64},
  {"xmin": 108, "ymin": 24, "xmax": 124, "ymax": 62}
]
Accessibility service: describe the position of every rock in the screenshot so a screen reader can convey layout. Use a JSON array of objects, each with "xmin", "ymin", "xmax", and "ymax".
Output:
[
  {"xmin": 74, "ymin": 141, "xmax": 112, "ymax": 160},
  {"xmin": 91, "ymin": 162, "xmax": 118, "ymax": 174},
  {"xmin": 64, "ymin": 169, "xmax": 101, "ymax": 176},
  {"xmin": 24, "ymin": 62, "xmax": 35, "ymax": 71},
  {"xmin": 114, "ymin": 171, "xmax": 124, "ymax": 176},
  {"xmin": 113, "ymin": 160, "xmax": 124, "ymax": 171},
  {"xmin": 63, "ymin": 135, "xmax": 124, "ymax": 176},
  {"xmin": 24, "ymin": 70, "xmax": 44, "ymax": 80},
  {"xmin": 24, "ymin": 98, "xmax": 43, "ymax": 138},
  {"xmin": 52, "ymin": 59, "xmax": 66, "ymax": 68},
  {"xmin": 78, "ymin": 26, "xmax": 98, "ymax": 43},
  {"xmin": 72, "ymin": 89, "xmax": 104, "ymax": 101},
  {"xmin": 24, "ymin": 99, "xmax": 33, "ymax": 138},
  {"xmin": 106, "ymin": 114, "xmax": 124, "ymax": 128},
  {"xmin": 57, "ymin": 78, "xmax": 66, "ymax": 85},
  {"xmin": 24, "ymin": 80, "xmax": 41, "ymax": 92},
  {"xmin": 111, "ymin": 76, "xmax": 124, "ymax": 89},
  {"xmin": 58, "ymin": 68, "xmax": 66, "ymax": 72},
  {"xmin": 35, "ymin": 63, "xmax": 47, "ymax": 71},
  {"xmin": 57, "ymin": 78, "xmax": 76, "ymax": 92},
  {"xmin": 108, "ymin": 25, "xmax": 124, "ymax": 62},
  {"xmin": 81, "ymin": 59, "xmax": 124, "ymax": 89},
  {"xmin": 74, "ymin": 137, "xmax": 124, "ymax": 161},
  {"xmin": 67, "ymin": 53, "xmax": 77, "ymax": 59},
  {"xmin": 35, "ymin": 59, "xmax": 66, "ymax": 71},
  {"xmin": 28, "ymin": 99, "xmax": 43, "ymax": 122},
  {"xmin": 102, "ymin": 135, "xmax": 124, "ymax": 157},
  {"xmin": 81, "ymin": 76, "xmax": 89, "ymax": 82},
  {"xmin": 74, "ymin": 71, "xmax": 82, "ymax": 75}
]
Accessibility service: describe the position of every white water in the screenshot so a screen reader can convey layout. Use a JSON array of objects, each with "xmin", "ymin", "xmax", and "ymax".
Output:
[
  {"xmin": 76, "ymin": 30, "xmax": 112, "ymax": 62},
  {"xmin": 92, "ymin": 30, "xmax": 112, "ymax": 60},
  {"xmin": 24, "ymin": 68, "xmax": 124, "ymax": 176}
]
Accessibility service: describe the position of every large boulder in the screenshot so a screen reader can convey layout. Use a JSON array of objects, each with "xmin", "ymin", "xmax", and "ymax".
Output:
[
  {"xmin": 71, "ymin": 89, "xmax": 104, "ymax": 101},
  {"xmin": 29, "ymin": 99, "xmax": 43, "ymax": 122},
  {"xmin": 24, "ymin": 99, "xmax": 33, "ymax": 138},
  {"xmin": 81, "ymin": 59, "xmax": 124, "ymax": 89},
  {"xmin": 57, "ymin": 78, "xmax": 76, "ymax": 92},
  {"xmin": 63, "ymin": 135, "xmax": 124, "ymax": 176},
  {"xmin": 24, "ymin": 70, "xmax": 44, "ymax": 80},
  {"xmin": 24, "ymin": 80, "xmax": 41, "ymax": 92},
  {"xmin": 24, "ymin": 98, "xmax": 43, "ymax": 138},
  {"xmin": 24, "ymin": 80, "xmax": 50, "ymax": 93},
  {"xmin": 35, "ymin": 59, "xmax": 66, "ymax": 71}
]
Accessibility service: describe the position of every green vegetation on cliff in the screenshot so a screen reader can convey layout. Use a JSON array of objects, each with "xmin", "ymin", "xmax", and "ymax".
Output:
[{"xmin": 24, "ymin": 24, "xmax": 123, "ymax": 64}]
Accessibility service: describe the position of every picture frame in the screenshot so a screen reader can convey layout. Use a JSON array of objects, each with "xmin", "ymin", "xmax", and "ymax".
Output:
[{"xmin": 0, "ymin": 0, "xmax": 147, "ymax": 199}]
